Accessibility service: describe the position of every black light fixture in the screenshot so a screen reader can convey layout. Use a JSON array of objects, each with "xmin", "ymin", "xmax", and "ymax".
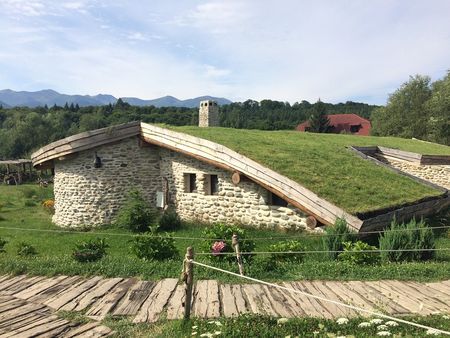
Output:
[{"xmin": 94, "ymin": 152, "xmax": 102, "ymax": 168}]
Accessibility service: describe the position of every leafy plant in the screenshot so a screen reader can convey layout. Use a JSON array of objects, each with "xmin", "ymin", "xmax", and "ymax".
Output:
[
  {"xmin": 200, "ymin": 223, "xmax": 255, "ymax": 262},
  {"xmin": 268, "ymin": 240, "xmax": 304, "ymax": 263},
  {"xmin": 22, "ymin": 187, "xmax": 37, "ymax": 199},
  {"xmin": 158, "ymin": 207, "xmax": 182, "ymax": 231},
  {"xmin": 130, "ymin": 233, "xmax": 178, "ymax": 260},
  {"xmin": 338, "ymin": 241, "xmax": 379, "ymax": 265},
  {"xmin": 24, "ymin": 199, "xmax": 36, "ymax": 207},
  {"xmin": 116, "ymin": 190, "xmax": 158, "ymax": 232},
  {"xmin": 17, "ymin": 242, "xmax": 37, "ymax": 257},
  {"xmin": 72, "ymin": 238, "xmax": 109, "ymax": 263},
  {"xmin": 379, "ymin": 218, "xmax": 435, "ymax": 262},
  {"xmin": 323, "ymin": 218, "xmax": 356, "ymax": 260},
  {"xmin": 0, "ymin": 238, "xmax": 7, "ymax": 253}
]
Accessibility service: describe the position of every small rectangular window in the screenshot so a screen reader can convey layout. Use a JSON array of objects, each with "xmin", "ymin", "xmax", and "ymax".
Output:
[
  {"xmin": 184, "ymin": 173, "xmax": 197, "ymax": 193},
  {"xmin": 269, "ymin": 192, "xmax": 288, "ymax": 207},
  {"xmin": 205, "ymin": 174, "xmax": 219, "ymax": 195}
]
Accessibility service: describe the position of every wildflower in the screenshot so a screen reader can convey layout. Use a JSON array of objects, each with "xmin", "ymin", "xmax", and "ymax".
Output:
[
  {"xmin": 337, "ymin": 336, "xmax": 347, "ymax": 338},
  {"xmin": 192, "ymin": 332, "xmax": 197, "ymax": 336},
  {"xmin": 370, "ymin": 318, "xmax": 383, "ymax": 325},
  {"xmin": 200, "ymin": 333, "xmax": 213, "ymax": 338},
  {"xmin": 214, "ymin": 331, "xmax": 221, "ymax": 336},
  {"xmin": 377, "ymin": 331, "xmax": 391, "ymax": 336},
  {"xmin": 426, "ymin": 329, "xmax": 440, "ymax": 336},
  {"xmin": 358, "ymin": 322, "xmax": 371, "ymax": 328},
  {"xmin": 377, "ymin": 325, "xmax": 388, "ymax": 331},
  {"xmin": 214, "ymin": 321, "xmax": 222, "ymax": 326},
  {"xmin": 277, "ymin": 318, "xmax": 289, "ymax": 324},
  {"xmin": 443, "ymin": 315, "xmax": 450, "ymax": 319},
  {"xmin": 385, "ymin": 321, "xmax": 398, "ymax": 327},
  {"xmin": 285, "ymin": 336, "xmax": 291, "ymax": 338},
  {"xmin": 336, "ymin": 317, "xmax": 349, "ymax": 325},
  {"xmin": 192, "ymin": 326, "xmax": 198, "ymax": 329},
  {"xmin": 211, "ymin": 241, "xmax": 226, "ymax": 256}
]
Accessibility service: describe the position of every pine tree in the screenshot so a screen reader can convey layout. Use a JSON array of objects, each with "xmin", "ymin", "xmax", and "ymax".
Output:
[{"xmin": 308, "ymin": 100, "xmax": 330, "ymax": 132}]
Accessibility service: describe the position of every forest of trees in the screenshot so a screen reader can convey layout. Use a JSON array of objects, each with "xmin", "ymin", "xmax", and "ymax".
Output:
[
  {"xmin": 0, "ymin": 99, "xmax": 378, "ymax": 159},
  {"xmin": 371, "ymin": 71, "xmax": 450, "ymax": 145}
]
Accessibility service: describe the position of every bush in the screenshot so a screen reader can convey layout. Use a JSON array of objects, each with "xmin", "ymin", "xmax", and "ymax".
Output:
[
  {"xmin": 268, "ymin": 240, "xmax": 304, "ymax": 263},
  {"xmin": 200, "ymin": 223, "xmax": 255, "ymax": 262},
  {"xmin": 0, "ymin": 238, "xmax": 7, "ymax": 253},
  {"xmin": 72, "ymin": 238, "xmax": 109, "ymax": 263},
  {"xmin": 379, "ymin": 218, "xmax": 435, "ymax": 262},
  {"xmin": 17, "ymin": 242, "xmax": 37, "ymax": 257},
  {"xmin": 338, "ymin": 241, "xmax": 379, "ymax": 265},
  {"xmin": 158, "ymin": 207, "xmax": 182, "ymax": 231},
  {"xmin": 323, "ymin": 218, "xmax": 356, "ymax": 260},
  {"xmin": 22, "ymin": 187, "xmax": 37, "ymax": 199},
  {"xmin": 130, "ymin": 233, "xmax": 179, "ymax": 260},
  {"xmin": 116, "ymin": 190, "xmax": 158, "ymax": 232}
]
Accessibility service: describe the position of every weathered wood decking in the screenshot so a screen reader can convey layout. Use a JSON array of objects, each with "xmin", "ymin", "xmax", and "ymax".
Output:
[{"xmin": 1, "ymin": 274, "xmax": 449, "ymax": 330}]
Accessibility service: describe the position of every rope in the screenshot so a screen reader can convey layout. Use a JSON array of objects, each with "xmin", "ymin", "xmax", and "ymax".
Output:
[{"xmin": 189, "ymin": 259, "xmax": 450, "ymax": 336}]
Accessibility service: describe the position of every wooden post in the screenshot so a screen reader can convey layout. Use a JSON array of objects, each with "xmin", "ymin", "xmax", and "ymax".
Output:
[
  {"xmin": 232, "ymin": 234, "xmax": 245, "ymax": 276},
  {"xmin": 183, "ymin": 246, "xmax": 194, "ymax": 320}
]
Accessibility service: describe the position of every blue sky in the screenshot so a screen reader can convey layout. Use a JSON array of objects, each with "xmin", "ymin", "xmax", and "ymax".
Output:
[{"xmin": 1, "ymin": 0, "xmax": 449, "ymax": 104}]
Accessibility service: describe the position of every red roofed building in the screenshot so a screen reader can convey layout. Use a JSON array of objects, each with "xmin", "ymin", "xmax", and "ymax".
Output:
[{"xmin": 296, "ymin": 114, "xmax": 371, "ymax": 136}]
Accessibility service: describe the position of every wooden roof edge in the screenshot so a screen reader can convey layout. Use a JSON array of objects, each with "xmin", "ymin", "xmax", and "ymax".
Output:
[{"xmin": 31, "ymin": 121, "xmax": 141, "ymax": 166}]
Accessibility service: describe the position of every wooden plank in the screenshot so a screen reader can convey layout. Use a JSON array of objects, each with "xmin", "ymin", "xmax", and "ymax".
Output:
[
  {"xmin": 0, "ymin": 315, "xmax": 68, "ymax": 338},
  {"xmin": 0, "ymin": 275, "xmax": 29, "ymax": 291},
  {"xmin": 1, "ymin": 276, "xmax": 46, "ymax": 296},
  {"xmin": 133, "ymin": 278, "xmax": 179, "ymax": 323},
  {"xmin": 14, "ymin": 276, "xmax": 68, "ymax": 300},
  {"xmin": 0, "ymin": 299, "xmax": 28, "ymax": 315},
  {"xmin": 220, "ymin": 284, "xmax": 249, "ymax": 317},
  {"xmin": 60, "ymin": 277, "xmax": 123, "ymax": 312},
  {"xmin": 0, "ymin": 302, "xmax": 47, "ymax": 323},
  {"xmin": 28, "ymin": 276, "xmax": 83, "ymax": 303},
  {"xmin": 86, "ymin": 278, "xmax": 137, "ymax": 320},
  {"xmin": 113, "ymin": 281, "xmax": 154, "ymax": 316},
  {"xmin": 309, "ymin": 281, "xmax": 359, "ymax": 317},
  {"xmin": 166, "ymin": 284, "xmax": 186, "ymax": 320},
  {"xmin": 0, "ymin": 312, "xmax": 46, "ymax": 332},
  {"xmin": 282, "ymin": 282, "xmax": 331, "ymax": 318},
  {"xmin": 74, "ymin": 325, "xmax": 114, "ymax": 338},
  {"xmin": 425, "ymin": 282, "xmax": 450, "ymax": 297},
  {"xmin": 261, "ymin": 285, "xmax": 297, "ymax": 318},
  {"xmin": 240, "ymin": 284, "xmax": 278, "ymax": 316},
  {"xmin": 324, "ymin": 281, "xmax": 377, "ymax": 314},
  {"xmin": 344, "ymin": 281, "xmax": 409, "ymax": 314},
  {"xmin": 44, "ymin": 276, "xmax": 102, "ymax": 310}
]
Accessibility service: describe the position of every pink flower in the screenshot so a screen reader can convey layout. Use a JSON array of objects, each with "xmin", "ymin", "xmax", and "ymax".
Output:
[{"xmin": 211, "ymin": 241, "xmax": 226, "ymax": 256}]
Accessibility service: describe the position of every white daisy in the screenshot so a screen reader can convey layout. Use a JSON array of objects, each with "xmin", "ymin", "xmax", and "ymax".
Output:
[
  {"xmin": 370, "ymin": 318, "xmax": 383, "ymax": 325},
  {"xmin": 377, "ymin": 325, "xmax": 388, "ymax": 331},
  {"xmin": 336, "ymin": 317, "xmax": 349, "ymax": 325},
  {"xmin": 385, "ymin": 321, "xmax": 398, "ymax": 327},
  {"xmin": 358, "ymin": 322, "xmax": 371, "ymax": 327}
]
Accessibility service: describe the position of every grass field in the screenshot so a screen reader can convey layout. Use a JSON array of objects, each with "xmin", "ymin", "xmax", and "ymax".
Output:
[
  {"xmin": 170, "ymin": 126, "xmax": 449, "ymax": 215},
  {"xmin": 0, "ymin": 184, "xmax": 449, "ymax": 282}
]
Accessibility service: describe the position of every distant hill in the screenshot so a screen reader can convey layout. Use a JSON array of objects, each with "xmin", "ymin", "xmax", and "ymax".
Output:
[{"xmin": 0, "ymin": 89, "xmax": 232, "ymax": 108}]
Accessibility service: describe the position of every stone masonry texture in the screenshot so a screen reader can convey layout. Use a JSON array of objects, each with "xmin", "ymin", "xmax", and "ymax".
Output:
[{"xmin": 53, "ymin": 136, "xmax": 308, "ymax": 230}]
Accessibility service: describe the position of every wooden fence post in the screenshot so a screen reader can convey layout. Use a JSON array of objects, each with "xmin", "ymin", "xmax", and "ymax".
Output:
[
  {"xmin": 183, "ymin": 246, "xmax": 194, "ymax": 320},
  {"xmin": 232, "ymin": 234, "xmax": 245, "ymax": 276}
]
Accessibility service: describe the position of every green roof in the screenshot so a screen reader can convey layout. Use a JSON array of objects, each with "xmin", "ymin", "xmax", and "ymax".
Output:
[{"xmin": 170, "ymin": 127, "xmax": 449, "ymax": 215}]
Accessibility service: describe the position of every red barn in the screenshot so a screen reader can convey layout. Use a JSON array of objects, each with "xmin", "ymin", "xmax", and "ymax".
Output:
[{"xmin": 296, "ymin": 114, "xmax": 371, "ymax": 136}]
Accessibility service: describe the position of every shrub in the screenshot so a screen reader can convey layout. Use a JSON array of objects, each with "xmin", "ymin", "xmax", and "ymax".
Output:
[
  {"xmin": 338, "ymin": 241, "xmax": 379, "ymax": 265},
  {"xmin": 17, "ymin": 242, "xmax": 37, "ymax": 257},
  {"xmin": 323, "ymin": 218, "xmax": 356, "ymax": 260},
  {"xmin": 116, "ymin": 190, "xmax": 158, "ymax": 232},
  {"xmin": 379, "ymin": 218, "xmax": 435, "ymax": 262},
  {"xmin": 24, "ymin": 199, "xmax": 36, "ymax": 207},
  {"xmin": 130, "ymin": 233, "xmax": 179, "ymax": 260},
  {"xmin": 158, "ymin": 207, "xmax": 182, "ymax": 231},
  {"xmin": 200, "ymin": 223, "xmax": 255, "ymax": 262},
  {"xmin": 22, "ymin": 187, "xmax": 37, "ymax": 199},
  {"xmin": 72, "ymin": 238, "xmax": 109, "ymax": 263},
  {"xmin": 42, "ymin": 199, "xmax": 55, "ymax": 214},
  {"xmin": 268, "ymin": 240, "xmax": 304, "ymax": 263},
  {"xmin": 0, "ymin": 238, "xmax": 7, "ymax": 253}
]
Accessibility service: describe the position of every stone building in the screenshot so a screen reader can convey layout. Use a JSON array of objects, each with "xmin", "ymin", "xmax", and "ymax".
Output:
[{"xmin": 31, "ymin": 102, "xmax": 450, "ymax": 232}]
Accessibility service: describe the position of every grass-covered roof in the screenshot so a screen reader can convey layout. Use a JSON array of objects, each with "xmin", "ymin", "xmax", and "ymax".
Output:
[{"xmin": 170, "ymin": 126, "xmax": 449, "ymax": 215}]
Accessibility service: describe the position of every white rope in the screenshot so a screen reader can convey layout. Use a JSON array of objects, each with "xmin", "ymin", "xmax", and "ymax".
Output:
[{"xmin": 190, "ymin": 259, "xmax": 450, "ymax": 336}]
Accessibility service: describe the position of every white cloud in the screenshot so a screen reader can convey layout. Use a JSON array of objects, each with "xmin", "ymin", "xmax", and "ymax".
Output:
[{"xmin": 204, "ymin": 65, "xmax": 230, "ymax": 78}]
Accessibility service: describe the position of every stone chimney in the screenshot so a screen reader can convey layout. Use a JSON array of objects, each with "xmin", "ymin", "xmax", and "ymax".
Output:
[{"xmin": 198, "ymin": 100, "xmax": 219, "ymax": 127}]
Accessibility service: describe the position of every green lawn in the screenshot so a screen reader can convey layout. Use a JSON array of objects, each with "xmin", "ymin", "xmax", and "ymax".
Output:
[
  {"xmin": 169, "ymin": 126, "xmax": 449, "ymax": 215},
  {"xmin": 0, "ymin": 184, "xmax": 449, "ymax": 282}
]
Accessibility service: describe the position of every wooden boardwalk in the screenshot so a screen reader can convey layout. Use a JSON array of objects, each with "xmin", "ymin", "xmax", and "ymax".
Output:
[{"xmin": 0, "ymin": 275, "xmax": 449, "ymax": 334}]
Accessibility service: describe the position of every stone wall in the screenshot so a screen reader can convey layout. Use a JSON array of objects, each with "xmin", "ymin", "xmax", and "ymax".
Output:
[
  {"xmin": 53, "ymin": 136, "xmax": 309, "ymax": 230},
  {"xmin": 198, "ymin": 100, "xmax": 219, "ymax": 127},
  {"xmin": 159, "ymin": 149, "xmax": 308, "ymax": 231},
  {"xmin": 53, "ymin": 137, "xmax": 161, "ymax": 227},
  {"xmin": 375, "ymin": 155, "xmax": 450, "ymax": 190}
]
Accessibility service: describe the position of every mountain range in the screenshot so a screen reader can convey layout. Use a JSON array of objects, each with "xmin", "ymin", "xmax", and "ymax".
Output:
[{"xmin": 0, "ymin": 89, "xmax": 232, "ymax": 108}]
